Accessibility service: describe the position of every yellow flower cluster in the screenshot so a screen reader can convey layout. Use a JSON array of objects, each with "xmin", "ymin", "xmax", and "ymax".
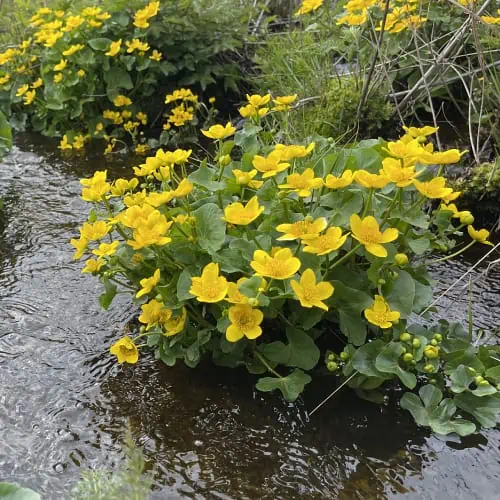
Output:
[
  {"xmin": 239, "ymin": 93, "xmax": 298, "ymax": 119},
  {"xmin": 336, "ymin": 0, "xmax": 427, "ymax": 33},
  {"xmin": 295, "ymin": 0, "xmax": 325, "ymax": 16},
  {"xmin": 133, "ymin": 1, "xmax": 160, "ymax": 29},
  {"xmin": 163, "ymin": 88, "xmax": 199, "ymax": 129}
]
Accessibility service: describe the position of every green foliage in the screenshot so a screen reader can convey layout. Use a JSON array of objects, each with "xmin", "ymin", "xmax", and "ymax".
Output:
[
  {"xmin": 0, "ymin": 110, "xmax": 12, "ymax": 158},
  {"xmin": 0, "ymin": 483, "xmax": 40, "ymax": 500},
  {"xmin": 72, "ymin": 108, "xmax": 500, "ymax": 436},
  {"xmin": 71, "ymin": 433, "xmax": 152, "ymax": 500},
  {"xmin": 0, "ymin": 0, "xmax": 248, "ymax": 149}
]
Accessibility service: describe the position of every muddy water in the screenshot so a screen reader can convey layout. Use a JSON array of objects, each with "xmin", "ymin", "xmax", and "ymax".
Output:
[{"xmin": 0, "ymin": 135, "xmax": 499, "ymax": 499}]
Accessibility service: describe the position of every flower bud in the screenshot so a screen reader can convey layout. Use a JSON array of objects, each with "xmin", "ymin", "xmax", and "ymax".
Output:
[
  {"xmin": 474, "ymin": 375, "xmax": 484, "ymax": 384},
  {"xmin": 146, "ymin": 175, "xmax": 154, "ymax": 181},
  {"xmin": 403, "ymin": 353, "xmax": 413, "ymax": 362},
  {"xmin": 433, "ymin": 333, "xmax": 443, "ymax": 343},
  {"xmin": 219, "ymin": 154, "xmax": 231, "ymax": 166},
  {"xmin": 467, "ymin": 367, "xmax": 476, "ymax": 376},
  {"xmin": 155, "ymin": 294, "xmax": 163, "ymax": 302},
  {"xmin": 340, "ymin": 351, "xmax": 350, "ymax": 361},
  {"xmin": 412, "ymin": 338, "xmax": 421, "ymax": 349},
  {"xmin": 400, "ymin": 332, "xmax": 412, "ymax": 342},
  {"xmin": 327, "ymin": 361, "xmax": 338, "ymax": 372},
  {"xmin": 429, "ymin": 378, "xmax": 437, "ymax": 384},
  {"xmin": 424, "ymin": 364, "xmax": 434, "ymax": 373},
  {"xmin": 459, "ymin": 212, "xmax": 474, "ymax": 225},
  {"xmin": 327, "ymin": 353, "xmax": 336, "ymax": 362},
  {"xmin": 248, "ymin": 297, "xmax": 259, "ymax": 307},
  {"xmin": 479, "ymin": 380, "xmax": 490, "ymax": 387},
  {"xmin": 424, "ymin": 345, "xmax": 439, "ymax": 359},
  {"xmin": 139, "ymin": 326, "xmax": 146, "ymax": 333},
  {"xmin": 394, "ymin": 253, "xmax": 408, "ymax": 266},
  {"xmin": 391, "ymin": 271, "xmax": 399, "ymax": 279},
  {"xmin": 431, "ymin": 339, "xmax": 438, "ymax": 347},
  {"xmin": 378, "ymin": 278, "xmax": 386, "ymax": 286}
]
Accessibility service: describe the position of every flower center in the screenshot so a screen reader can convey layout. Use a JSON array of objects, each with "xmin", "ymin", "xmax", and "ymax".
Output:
[{"xmin": 360, "ymin": 227, "xmax": 380, "ymax": 243}]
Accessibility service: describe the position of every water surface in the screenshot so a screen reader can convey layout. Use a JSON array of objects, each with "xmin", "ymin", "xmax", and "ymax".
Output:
[{"xmin": 0, "ymin": 135, "xmax": 499, "ymax": 499}]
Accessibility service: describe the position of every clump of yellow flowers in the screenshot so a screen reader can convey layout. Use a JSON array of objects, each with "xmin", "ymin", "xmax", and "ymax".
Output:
[
  {"xmin": 71, "ymin": 93, "xmax": 500, "ymax": 434},
  {"xmin": 0, "ymin": 1, "xmax": 233, "ymax": 152}
]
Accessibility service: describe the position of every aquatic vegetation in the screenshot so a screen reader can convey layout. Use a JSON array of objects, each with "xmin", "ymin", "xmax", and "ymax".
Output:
[
  {"xmin": 0, "ymin": 111, "xmax": 11, "ymax": 159},
  {"xmin": 0, "ymin": 0, "xmax": 246, "ymax": 150},
  {"xmin": 72, "ymin": 98, "xmax": 500, "ymax": 435}
]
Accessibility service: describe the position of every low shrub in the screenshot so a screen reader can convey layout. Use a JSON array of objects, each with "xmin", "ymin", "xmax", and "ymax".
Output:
[
  {"xmin": 0, "ymin": 0, "xmax": 248, "ymax": 149},
  {"xmin": 71, "ymin": 94, "xmax": 500, "ymax": 435}
]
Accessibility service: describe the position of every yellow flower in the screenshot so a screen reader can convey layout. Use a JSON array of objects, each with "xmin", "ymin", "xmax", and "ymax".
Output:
[
  {"xmin": 467, "ymin": 225, "xmax": 494, "ymax": 246},
  {"xmin": 70, "ymin": 236, "xmax": 88, "ymax": 259},
  {"xmin": 58, "ymin": 135, "xmax": 73, "ymax": 151},
  {"xmin": 62, "ymin": 44, "xmax": 84, "ymax": 56},
  {"xmin": 171, "ymin": 178, "xmax": 193, "ymax": 199},
  {"xmin": 149, "ymin": 49, "xmax": 162, "ymax": 61},
  {"xmin": 226, "ymin": 277, "xmax": 252, "ymax": 305},
  {"xmin": 413, "ymin": 177, "xmax": 453, "ymax": 199},
  {"xmin": 0, "ymin": 74, "xmax": 10, "ymax": 85},
  {"xmin": 224, "ymin": 196, "xmax": 264, "ymax": 225},
  {"xmin": 419, "ymin": 149, "xmax": 467, "ymax": 165},
  {"xmin": 364, "ymin": 295, "xmax": 400, "ymax": 328},
  {"xmin": 82, "ymin": 258, "xmax": 104, "ymax": 274},
  {"xmin": 189, "ymin": 262, "xmax": 229, "ymax": 303},
  {"xmin": 324, "ymin": 170, "xmax": 354, "ymax": 189},
  {"xmin": 239, "ymin": 104, "xmax": 269, "ymax": 119},
  {"xmin": 272, "ymin": 94, "xmax": 297, "ymax": 111},
  {"xmin": 54, "ymin": 73, "xmax": 63, "ymax": 84},
  {"xmin": 201, "ymin": 122, "xmax": 236, "ymax": 140},
  {"xmin": 290, "ymin": 269, "xmax": 334, "ymax": 311},
  {"xmin": 246, "ymin": 93, "xmax": 271, "ymax": 107},
  {"xmin": 31, "ymin": 77, "xmax": 43, "ymax": 89},
  {"xmin": 252, "ymin": 150, "xmax": 290, "ymax": 178},
  {"xmin": 139, "ymin": 299, "xmax": 172, "ymax": 330},
  {"xmin": 226, "ymin": 304, "xmax": 264, "ymax": 342},
  {"xmin": 384, "ymin": 139, "xmax": 424, "ymax": 165},
  {"xmin": 127, "ymin": 211, "xmax": 173, "ymax": 250},
  {"xmin": 402, "ymin": 125, "xmax": 438, "ymax": 141},
  {"xmin": 135, "ymin": 144, "xmax": 150, "ymax": 155},
  {"xmin": 110, "ymin": 336, "xmax": 139, "ymax": 364},
  {"xmin": 209, "ymin": 96, "xmax": 216, "ymax": 104},
  {"xmin": 278, "ymin": 168, "xmax": 323, "ymax": 197},
  {"xmin": 23, "ymin": 90, "xmax": 36, "ymax": 105},
  {"xmin": 110, "ymin": 178, "xmax": 139, "ymax": 196},
  {"xmin": 164, "ymin": 307, "xmax": 187, "ymax": 336},
  {"xmin": 126, "ymin": 39, "xmax": 150, "ymax": 53},
  {"xmin": 295, "ymin": 0, "xmax": 324, "ymax": 16},
  {"xmin": 53, "ymin": 59, "xmax": 67, "ymax": 71},
  {"xmin": 276, "ymin": 217, "xmax": 327, "ymax": 241},
  {"xmin": 136, "ymin": 112, "xmax": 148, "ymax": 125},
  {"xmin": 274, "ymin": 142, "xmax": 315, "ymax": 160},
  {"xmin": 136, "ymin": 268, "xmax": 161, "ymax": 298},
  {"xmin": 350, "ymin": 214, "xmax": 398, "ymax": 258},
  {"xmin": 354, "ymin": 170, "xmax": 390, "ymax": 189},
  {"xmin": 80, "ymin": 221, "xmax": 110, "ymax": 241},
  {"xmin": 133, "ymin": 1, "xmax": 160, "ymax": 28},
  {"xmin": 250, "ymin": 248, "xmax": 301, "ymax": 280},
  {"xmin": 105, "ymin": 39, "xmax": 122, "ymax": 57},
  {"xmin": 232, "ymin": 169, "xmax": 263, "ymax": 189},
  {"xmin": 16, "ymin": 84, "xmax": 29, "ymax": 97},
  {"xmin": 381, "ymin": 158, "xmax": 422, "ymax": 187},
  {"xmin": 92, "ymin": 241, "xmax": 120, "ymax": 257},
  {"xmin": 113, "ymin": 95, "xmax": 132, "ymax": 107},
  {"xmin": 441, "ymin": 190, "xmax": 461, "ymax": 203},
  {"xmin": 302, "ymin": 226, "xmax": 348, "ymax": 255}
]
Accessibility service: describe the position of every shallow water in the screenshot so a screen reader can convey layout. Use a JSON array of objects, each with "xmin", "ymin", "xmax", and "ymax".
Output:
[{"xmin": 0, "ymin": 135, "xmax": 499, "ymax": 499}]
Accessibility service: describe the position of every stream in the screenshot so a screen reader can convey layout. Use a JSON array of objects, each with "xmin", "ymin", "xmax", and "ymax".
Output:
[{"xmin": 1, "ymin": 135, "xmax": 499, "ymax": 499}]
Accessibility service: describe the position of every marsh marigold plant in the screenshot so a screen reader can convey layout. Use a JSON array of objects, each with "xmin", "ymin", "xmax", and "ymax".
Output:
[{"xmin": 73, "ymin": 98, "xmax": 500, "ymax": 436}]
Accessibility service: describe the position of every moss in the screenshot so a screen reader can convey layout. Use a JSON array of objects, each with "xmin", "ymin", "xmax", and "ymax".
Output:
[
  {"xmin": 452, "ymin": 160, "xmax": 500, "ymax": 216},
  {"xmin": 297, "ymin": 76, "xmax": 393, "ymax": 139}
]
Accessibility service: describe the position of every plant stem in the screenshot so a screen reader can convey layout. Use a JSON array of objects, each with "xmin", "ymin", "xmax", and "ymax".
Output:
[
  {"xmin": 254, "ymin": 349, "xmax": 283, "ymax": 378},
  {"xmin": 328, "ymin": 244, "xmax": 362, "ymax": 274},
  {"xmin": 427, "ymin": 240, "xmax": 476, "ymax": 264}
]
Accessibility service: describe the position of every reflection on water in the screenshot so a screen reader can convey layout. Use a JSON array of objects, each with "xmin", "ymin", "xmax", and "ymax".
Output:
[{"xmin": 0, "ymin": 135, "xmax": 499, "ymax": 499}]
